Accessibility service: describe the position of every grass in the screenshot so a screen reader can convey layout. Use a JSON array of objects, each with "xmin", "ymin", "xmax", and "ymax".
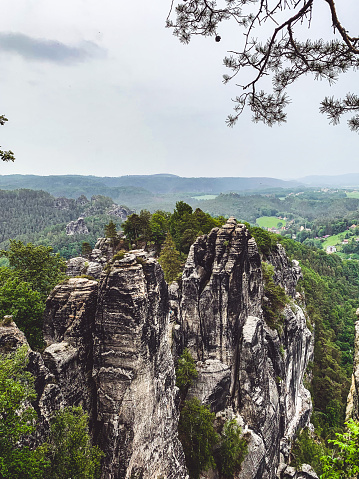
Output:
[
  {"xmin": 191, "ymin": 194, "xmax": 218, "ymax": 200},
  {"xmin": 322, "ymin": 232, "xmax": 348, "ymax": 248},
  {"xmin": 256, "ymin": 216, "xmax": 287, "ymax": 228},
  {"xmin": 346, "ymin": 191, "xmax": 359, "ymax": 199}
]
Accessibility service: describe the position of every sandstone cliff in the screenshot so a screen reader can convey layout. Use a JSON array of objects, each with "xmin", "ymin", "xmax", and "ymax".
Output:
[
  {"xmin": 1, "ymin": 219, "xmax": 316, "ymax": 479},
  {"xmin": 173, "ymin": 218, "xmax": 314, "ymax": 478}
]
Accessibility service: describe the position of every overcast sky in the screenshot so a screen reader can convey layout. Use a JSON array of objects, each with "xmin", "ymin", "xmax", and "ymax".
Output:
[{"xmin": 0, "ymin": 0, "xmax": 358, "ymax": 179}]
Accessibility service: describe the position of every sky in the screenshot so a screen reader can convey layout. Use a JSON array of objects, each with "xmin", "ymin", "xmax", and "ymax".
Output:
[{"xmin": 0, "ymin": 0, "xmax": 358, "ymax": 179}]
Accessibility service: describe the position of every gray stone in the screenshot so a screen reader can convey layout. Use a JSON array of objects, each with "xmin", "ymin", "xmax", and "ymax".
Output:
[{"xmin": 66, "ymin": 217, "xmax": 89, "ymax": 235}]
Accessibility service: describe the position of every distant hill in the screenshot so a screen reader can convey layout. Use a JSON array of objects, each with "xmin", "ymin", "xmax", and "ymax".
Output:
[
  {"xmin": 0, "ymin": 174, "xmax": 301, "ymax": 197},
  {"xmin": 300, "ymin": 173, "xmax": 359, "ymax": 188}
]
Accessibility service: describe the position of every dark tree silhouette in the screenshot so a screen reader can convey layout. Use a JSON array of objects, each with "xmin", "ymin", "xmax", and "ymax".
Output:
[
  {"xmin": 167, "ymin": 0, "xmax": 359, "ymax": 131},
  {"xmin": 0, "ymin": 115, "xmax": 15, "ymax": 162}
]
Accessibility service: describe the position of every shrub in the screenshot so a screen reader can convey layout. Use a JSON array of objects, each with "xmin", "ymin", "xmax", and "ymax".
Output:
[
  {"xmin": 290, "ymin": 427, "xmax": 328, "ymax": 476},
  {"xmin": 249, "ymin": 227, "xmax": 277, "ymax": 256},
  {"xmin": 112, "ymin": 251, "xmax": 126, "ymax": 262},
  {"xmin": 74, "ymin": 275, "xmax": 96, "ymax": 281},
  {"xmin": 135, "ymin": 256, "xmax": 146, "ymax": 266},
  {"xmin": 47, "ymin": 406, "xmax": 104, "ymax": 479}
]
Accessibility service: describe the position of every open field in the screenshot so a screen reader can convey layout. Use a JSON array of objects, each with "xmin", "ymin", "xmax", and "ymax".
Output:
[
  {"xmin": 322, "ymin": 232, "xmax": 347, "ymax": 248},
  {"xmin": 256, "ymin": 216, "xmax": 287, "ymax": 228},
  {"xmin": 346, "ymin": 191, "xmax": 359, "ymax": 199}
]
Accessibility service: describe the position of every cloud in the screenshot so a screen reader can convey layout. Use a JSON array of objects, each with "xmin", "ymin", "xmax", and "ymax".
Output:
[{"xmin": 0, "ymin": 32, "xmax": 106, "ymax": 64}]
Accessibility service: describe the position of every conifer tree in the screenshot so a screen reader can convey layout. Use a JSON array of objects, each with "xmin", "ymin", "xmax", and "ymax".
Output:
[
  {"xmin": 158, "ymin": 233, "xmax": 182, "ymax": 283},
  {"xmin": 104, "ymin": 220, "xmax": 117, "ymax": 240},
  {"xmin": 81, "ymin": 242, "xmax": 92, "ymax": 258}
]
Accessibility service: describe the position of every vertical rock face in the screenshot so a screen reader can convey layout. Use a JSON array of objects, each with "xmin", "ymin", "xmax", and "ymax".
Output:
[
  {"xmin": 42, "ymin": 278, "xmax": 98, "ymax": 417},
  {"xmin": 42, "ymin": 254, "xmax": 187, "ymax": 479},
  {"xmin": 92, "ymin": 254, "xmax": 186, "ymax": 479},
  {"xmin": 177, "ymin": 219, "xmax": 313, "ymax": 478},
  {"xmin": 0, "ymin": 219, "xmax": 315, "ymax": 479}
]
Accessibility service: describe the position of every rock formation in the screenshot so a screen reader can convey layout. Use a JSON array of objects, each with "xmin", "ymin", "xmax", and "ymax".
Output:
[
  {"xmin": 1, "ymin": 219, "xmax": 316, "ymax": 478},
  {"xmin": 66, "ymin": 217, "xmax": 89, "ymax": 236},
  {"xmin": 46, "ymin": 252, "xmax": 187, "ymax": 479},
  {"xmin": 173, "ymin": 218, "xmax": 314, "ymax": 478},
  {"xmin": 66, "ymin": 235, "xmax": 124, "ymax": 279},
  {"xmin": 107, "ymin": 204, "xmax": 134, "ymax": 220}
]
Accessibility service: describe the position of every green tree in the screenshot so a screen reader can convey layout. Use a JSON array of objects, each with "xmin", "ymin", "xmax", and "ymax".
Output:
[
  {"xmin": 104, "ymin": 220, "xmax": 118, "ymax": 253},
  {"xmin": 149, "ymin": 211, "xmax": 169, "ymax": 245},
  {"xmin": 0, "ymin": 240, "xmax": 66, "ymax": 300},
  {"xmin": 0, "ymin": 346, "xmax": 49, "ymax": 479},
  {"xmin": 168, "ymin": 1, "xmax": 359, "ymax": 131},
  {"xmin": 0, "ymin": 115, "xmax": 15, "ymax": 162},
  {"xmin": 158, "ymin": 233, "xmax": 182, "ymax": 283},
  {"xmin": 81, "ymin": 242, "xmax": 92, "ymax": 258},
  {"xmin": 122, "ymin": 214, "xmax": 142, "ymax": 243},
  {"xmin": 320, "ymin": 420, "xmax": 359, "ymax": 478},
  {"xmin": 217, "ymin": 419, "xmax": 248, "ymax": 478},
  {"xmin": 178, "ymin": 398, "xmax": 219, "ymax": 479},
  {"xmin": 176, "ymin": 348, "xmax": 198, "ymax": 392},
  {"xmin": 104, "ymin": 219, "xmax": 117, "ymax": 240},
  {"xmin": 0, "ymin": 268, "xmax": 45, "ymax": 349},
  {"xmin": 0, "ymin": 347, "xmax": 103, "ymax": 479},
  {"xmin": 47, "ymin": 406, "xmax": 103, "ymax": 479}
]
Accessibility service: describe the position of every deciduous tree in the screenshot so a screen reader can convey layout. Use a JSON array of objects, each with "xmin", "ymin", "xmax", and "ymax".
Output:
[
  {"xmin": 0, "ymin": 240, "xmax": 66, "ymax": 301},
  {"xmin": 0, "ymin": 346, "xmax": 49, "ymax": 479}
]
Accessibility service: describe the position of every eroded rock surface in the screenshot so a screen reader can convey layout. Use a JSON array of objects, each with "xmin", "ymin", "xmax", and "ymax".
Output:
[
  {"xmin": 176, "ymin": 218, "xmax": 313, "ymax": 478},
  {"xmin": 44, "ymin": 253, "xmax": 187, "ymax": 479},
  {"xmin": 0, "ymin": 219, "xmax": 315, "ymax": 479}
]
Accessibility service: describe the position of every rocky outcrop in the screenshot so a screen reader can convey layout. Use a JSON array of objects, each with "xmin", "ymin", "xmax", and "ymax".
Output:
[
  {"xmin": 175, "ymin": 218, "xmax": 313, "ymax": 478},
  {"xmin": 66, "ymin": 217, "xmax": 89, "ymax": 235},
  {"xmin": 1, "ymin": 219, "xmax": 315, "ymax": 479},
  {"xmin": 75, "ymin": 194, "xmax": 90, "ymax": 207},
  {"xmin": 92, "ymin": 254, "xmax": 186, "ymax": 478},
  {"xmin": 54, "ymin": 197, "xmax": 75, "ymax": 210},
  {"xmin": 107, "ymin": 204, "xmax": 134, "ymax": 220},
  {"xmin": 280, "ymin": 464, "xmax": 319, "ymax": 479},
  {"xmin": 65, "ymin": 236, "xmax": 126, "ymax": 279},
  {"xmin": 44, "ymin": 252, "xmax": 187, "ymax": 479}
]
